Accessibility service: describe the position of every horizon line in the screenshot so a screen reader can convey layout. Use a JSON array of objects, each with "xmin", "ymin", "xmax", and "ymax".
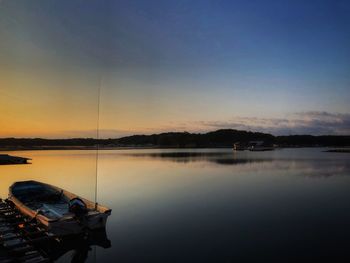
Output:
[{"xmin": 1, "ymin": 128, "xmax": 350, "ymax": 140}]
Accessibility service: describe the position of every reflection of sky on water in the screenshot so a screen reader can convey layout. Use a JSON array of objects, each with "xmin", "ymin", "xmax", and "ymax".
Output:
[
  {"xmin": 1, "ymin": 148, "xmax": 350, "ymax": 262},
  {"xmin": 118, "ymin": 148, "xmax": 350, "ymax": 178},
  {"xmin": 96, "ymin": 148, "xmax": 350, "ymax": 262}
]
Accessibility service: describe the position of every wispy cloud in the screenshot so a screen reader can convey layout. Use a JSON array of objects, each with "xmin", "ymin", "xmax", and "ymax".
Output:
[{"xmin": 197, "ymin": 111, "xmax": 350, "ymax": 135}]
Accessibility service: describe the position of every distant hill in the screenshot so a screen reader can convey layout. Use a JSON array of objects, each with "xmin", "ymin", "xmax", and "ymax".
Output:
[
  {"xmin": 0, "ymin": 129, "xmax": 350, "ymax": 150},
  {"xmin": 116, "ymin": 129, "xmax": 274, "ymax": 147}
]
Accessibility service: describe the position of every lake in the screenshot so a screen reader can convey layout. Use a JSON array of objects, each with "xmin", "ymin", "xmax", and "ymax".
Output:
[{"xmin": 1, "ymin": 148, "xmax": 350, "ymax": 262}]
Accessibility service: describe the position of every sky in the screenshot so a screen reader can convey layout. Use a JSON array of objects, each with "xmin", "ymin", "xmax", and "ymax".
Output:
[{"xmin": 0, "ymin": 0, "xmax": 350, "ymax": 138}]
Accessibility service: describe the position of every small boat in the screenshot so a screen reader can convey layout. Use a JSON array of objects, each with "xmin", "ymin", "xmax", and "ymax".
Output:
[
  {"xmin": 247, "ymin": 141, "xmax": 275, "ymax": 151},
  {"xmin": 8, "ymin": 180, "xmax": 111, "ymax": 236},
  {"xmin": 233, "ymin": 142, "xmax": 247, "ymax": 151}
]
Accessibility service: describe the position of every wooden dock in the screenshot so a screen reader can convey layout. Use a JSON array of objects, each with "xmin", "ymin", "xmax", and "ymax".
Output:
[{"xmin": 0, "ymin": 198, "xmax": 54, "ymax": 262}]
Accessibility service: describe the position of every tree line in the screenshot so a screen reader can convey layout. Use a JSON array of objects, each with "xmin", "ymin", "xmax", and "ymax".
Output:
[{"xmin": 1, "ymin": 129, "xmax": 350, "ymax": 149}]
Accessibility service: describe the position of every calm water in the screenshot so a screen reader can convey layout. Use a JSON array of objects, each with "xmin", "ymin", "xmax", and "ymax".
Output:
[{"xmin": 1, "ymin": 148, "xmax": 350, "ymax": 262}]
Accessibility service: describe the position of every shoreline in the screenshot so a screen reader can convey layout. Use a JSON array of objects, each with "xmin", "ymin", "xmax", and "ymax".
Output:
[
  {"xmin": 324, "ymin": 149, "xmax": 350, "ymax": 153},
  {"xmin": 1, "ymin": 146, "xmax": 350, "ymax": 152}
]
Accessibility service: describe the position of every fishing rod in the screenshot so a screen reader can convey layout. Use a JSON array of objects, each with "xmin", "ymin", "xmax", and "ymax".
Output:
[{"xmin": 95, "ymin": 80, "xmax": 101, "ymax": 209}]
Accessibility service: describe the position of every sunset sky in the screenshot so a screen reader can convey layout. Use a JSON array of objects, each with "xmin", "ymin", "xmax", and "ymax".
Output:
[{"xmin": 1, "ymin": 0, "xmax": 350, "ymax": 138}]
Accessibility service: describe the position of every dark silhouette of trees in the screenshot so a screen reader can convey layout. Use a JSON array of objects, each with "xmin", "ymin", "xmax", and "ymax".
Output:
[{"xmin": 1, "ymin": 129, "xmax": 349, "ymax": 149}]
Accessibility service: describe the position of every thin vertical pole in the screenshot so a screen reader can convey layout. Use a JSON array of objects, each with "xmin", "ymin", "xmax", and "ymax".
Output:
[{"xmin": 95, "ymin": 80, "xmax": 101, "ymax": 208}]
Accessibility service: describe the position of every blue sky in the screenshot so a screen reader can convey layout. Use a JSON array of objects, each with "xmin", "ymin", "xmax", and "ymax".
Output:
[{"xmin": 0, "ymin": 0, "xmax": 350, "ymax": 137}]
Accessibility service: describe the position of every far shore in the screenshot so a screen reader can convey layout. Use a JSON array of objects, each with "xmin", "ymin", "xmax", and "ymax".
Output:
[
  {"xmin": 1, "ymin": 146, "xmax": 350, "ymax": 152},
  {"xmin": 0, "ymin": 146, "xmax": 158, "ymax": 151},
  {"xmin": 1, "ymin": 129, "xmax": 350, "ymax": 152},
  {"xmin": 324, "ymin": 148, "xmax": 350, "ymax": 153}
]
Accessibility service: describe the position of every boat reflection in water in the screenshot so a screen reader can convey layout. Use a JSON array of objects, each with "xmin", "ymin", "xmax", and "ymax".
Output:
[{"xmin": 45, "ymin": 229, "xmax": 111, "ymax": 262}]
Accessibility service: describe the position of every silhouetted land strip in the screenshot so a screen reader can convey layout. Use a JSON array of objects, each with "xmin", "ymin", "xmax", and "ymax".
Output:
[
  {"xmin": 1, "ymin": 129, "xmax": 350, "ymax": 150},
  {"xmin": 0, "ymin": 154, "xmax": 31, "ymax": 164},
  {"xmin": 324, "ymin": 148, "xmax": 350, "ymax": 153}
]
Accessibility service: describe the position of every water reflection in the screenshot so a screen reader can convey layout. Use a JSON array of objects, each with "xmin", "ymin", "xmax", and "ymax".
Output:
[
  {"xmin": 49, "ymin": 230, "xmax": 111, "ymax": 262},
  {"xmin": 1, "ymin": 148, "xmax": 350, "ymax": 262},
  {"xmin": 118, "ymin": 149, "xmax": 350, "ymax": 177},
  {"xmin": 120, "ymin": 151, "xmax": 268, "ymax": 165}
]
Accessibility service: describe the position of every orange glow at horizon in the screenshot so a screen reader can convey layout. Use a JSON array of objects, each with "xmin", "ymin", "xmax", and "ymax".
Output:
[{"xmin": 0, "ymin": 69, "xmax": 221, "ymax": 138}]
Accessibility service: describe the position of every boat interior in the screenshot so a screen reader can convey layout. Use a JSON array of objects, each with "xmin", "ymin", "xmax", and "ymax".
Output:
[{"xmin": 12, "ymin": 182, "xmax": 83, "ymax": 220}]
